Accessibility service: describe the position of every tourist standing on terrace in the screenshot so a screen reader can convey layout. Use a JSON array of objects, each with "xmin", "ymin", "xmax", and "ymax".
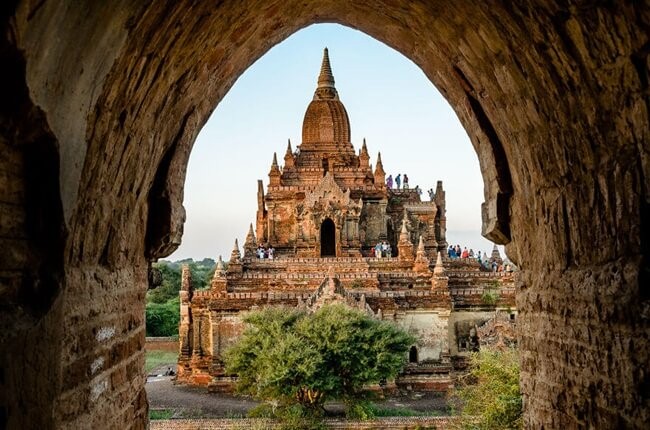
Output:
[
  {"xmin": 386, "ymin": 174, "xmax": 393, "ymax": 189},
  {"xmin": 395, "ymin": 173, "xmax": 401, "ymax": 189},
  {"xmin": 403, "ymin": 174, "xmax": 409, "ymax": 189}
]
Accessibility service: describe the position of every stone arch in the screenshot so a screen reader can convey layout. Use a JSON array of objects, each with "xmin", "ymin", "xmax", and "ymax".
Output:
[{"xmin": 0, "ymin": 2, "xmax": 648, "ymax": 428}]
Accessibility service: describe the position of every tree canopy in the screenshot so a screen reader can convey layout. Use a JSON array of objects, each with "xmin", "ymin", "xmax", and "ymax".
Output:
[
  {"xmin": 145, "ymin": 258, "xmax": 216, "ymax": 336},
  {"xmin": 224, "ymin": 304, "xmax": 415, "ymax": 418}
]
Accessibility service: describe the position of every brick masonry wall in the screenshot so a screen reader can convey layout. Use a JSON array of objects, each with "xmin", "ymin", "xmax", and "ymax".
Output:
[
  {"xmin": 146, "ymin": 337, "xmax": 179, "ymax": 353},
  {"xmin": 2, "ymin": 1, "xmax": 648, "ymax": 429}
]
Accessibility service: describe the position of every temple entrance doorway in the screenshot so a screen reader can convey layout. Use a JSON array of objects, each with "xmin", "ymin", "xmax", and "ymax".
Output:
[
  {"xmin": 320, "ymin": 218, "xmax": 336, "ymax": 257},
  {"xmin": 409, "ymin": 346, "xmax": 418, "ymax": 363}
]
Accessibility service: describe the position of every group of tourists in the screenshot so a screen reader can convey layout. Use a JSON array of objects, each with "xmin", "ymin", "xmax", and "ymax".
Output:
[
  {"xmin": 427, "ymin": 188, "xmax": 435, "ymax": 201},
  {"xmin": 386, "ymin": 173, "xmax": 409, "ymax": 190},
  {"xmin": 447, "ymin": 244, "xmax": 477, "ymax": 260},
  {"xmin": 256, "ymin": 244, "xmax": 275, "ymax": 259},
  {"xmin": 447, "ymin": 244, "xmax": 514, "ymax": 272},
  {"xmin": 371, "ymin": 241, "xmax": 393, "ymax": 258}
]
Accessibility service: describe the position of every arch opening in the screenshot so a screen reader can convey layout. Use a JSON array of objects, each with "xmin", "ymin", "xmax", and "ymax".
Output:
[
  {"xmin": 2, "ymin": 2, "xmax": 647, "ymax": 429},
  {"xmin": 409, "ymin": 346, "xmax": 418, "ymax": 364},
  {"xmin": 320, "ymin": 218, "xmax": 336, "ymax": 257}
]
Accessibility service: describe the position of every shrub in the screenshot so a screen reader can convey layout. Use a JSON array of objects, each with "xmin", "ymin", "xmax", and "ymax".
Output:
[{"xmin": 450, "ymin": 348, "xmax": 522, "ymax": 429}]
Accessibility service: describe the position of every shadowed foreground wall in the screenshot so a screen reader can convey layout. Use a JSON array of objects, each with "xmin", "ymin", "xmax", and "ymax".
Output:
[{"xmin": 0, "ymin": 1, "xmax": 648, "ymax": 428}]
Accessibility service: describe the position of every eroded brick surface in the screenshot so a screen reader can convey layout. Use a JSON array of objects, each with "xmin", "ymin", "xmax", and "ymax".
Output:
[{"xmin": 0, "ymin": 1, "xmax": 648, "ymax": 428}]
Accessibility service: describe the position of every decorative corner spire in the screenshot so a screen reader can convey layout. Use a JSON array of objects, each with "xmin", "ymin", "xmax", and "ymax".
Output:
[
  {"xmin": 359, "ymin": 138, "xmax": 370, "ymax": 167},
  {"xmin": 214, "ymin": 256, "xmax": 226, "ymax": 278},
  {"xmin": 417, "ymin": 235, "xmax": 426, "ymax": 253},
  {"xmin": 230, "ymin": 238, "xmax": 241, "ymax": 263},
  {"xmin": 243, "ymin": 223, "xmax": 257, "ymax": 259},
  {"xmin": 431, "ymin": 251, "xmax": 449, "ymax": 291},
  {"xmin": 414, "ymin": 236, "xmax": 430, "ymax": 273},
  {"xmin": 269, "ymin": 152, "xmax": 281, "ymax": 182},
  {"xmin": 434, "ymin": 251, "xmax": 445, "ymax": 275},
  {"xmin": 374, "ymin": 152, "xmax": 385, "ymax": 182},
  {"xmin": 400, "ymin": 217, "xmax": 409, "ymax": 236},
  {"xmin": 398, "ymin": 216, "xmax": 414, "ymax": 261},
  {"xmin": 314, "ymin": 47, "xmax": 339, "ymax": 100},
  {"xmin": 211, "ymin": 255, "xmax": 228, "ymax": 291},
  {"xmin": 284, "ymin": 140, "xmax": 295, "ymax": 168}
]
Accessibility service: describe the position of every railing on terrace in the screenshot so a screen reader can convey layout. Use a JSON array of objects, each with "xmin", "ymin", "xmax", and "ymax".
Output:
[
  {"xmin": 244, "ymin": 256, "xmax": 399, "ymax": 264},
  {"xmin": 193, "ymin": 289, "xmax": 454, "ymax": 300}
]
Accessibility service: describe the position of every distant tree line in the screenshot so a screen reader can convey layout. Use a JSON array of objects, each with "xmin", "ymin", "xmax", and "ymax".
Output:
[{"xmin": 145, "ymin": 258, "xmax": 216, "ymax": 337}]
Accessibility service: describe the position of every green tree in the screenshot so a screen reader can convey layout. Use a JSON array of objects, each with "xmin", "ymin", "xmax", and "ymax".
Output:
[
  {"xmin": 148, "ymin": 263, "xmax": 182, "ymax": 304},
  {"xmin": 145, "ymin": 258, "xmax": 216, "ymax": 337},
  {"xmin": 451, "ymin": 348, "xmax": 522, "ymax": 429},
  {"xmin": 224, "ymin": 304, "xmax": 414, "ymax": 420},
  {"xmin": 145, "ymin": 297, "xmax": 180, "ymax": 336},
  {"xmin": 147, "ymin": 259, "xmax": 216, "ymax": 304}
]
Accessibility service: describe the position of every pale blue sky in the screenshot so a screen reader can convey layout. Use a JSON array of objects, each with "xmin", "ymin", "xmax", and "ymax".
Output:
[{"xmin": 170, "ymin": 24, "xmax": 501, "ymax": 261}]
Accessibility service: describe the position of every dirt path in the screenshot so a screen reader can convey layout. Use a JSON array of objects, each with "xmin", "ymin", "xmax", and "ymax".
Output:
[{"xmin": 146, "ymin": 364, "xmax": 450, "ymax": 418}]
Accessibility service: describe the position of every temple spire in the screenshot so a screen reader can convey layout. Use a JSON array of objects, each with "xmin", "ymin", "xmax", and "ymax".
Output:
[
  {"xmin": 318, "ymin": 47, "xmax": 335, "ymax": 89},
  {"xmin": 314, "ymin": 48, "xmax": 338, "ymax": 100}
]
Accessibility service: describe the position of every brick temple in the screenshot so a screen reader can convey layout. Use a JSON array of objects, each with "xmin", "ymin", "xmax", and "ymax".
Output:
[{"xmin": 177, "ymin": 49, "xmax": 516, "ymax": 392}]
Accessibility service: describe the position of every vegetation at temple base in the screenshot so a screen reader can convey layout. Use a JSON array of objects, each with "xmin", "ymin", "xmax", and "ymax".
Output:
[
  {"xmin": 224, "ymin": 304, "xmax": 415, "ymax": 426},
  {"xmin": 145, "ymin": 258, "xmax": 216, "ymax": 336},
  {"xmin": 145, "ymin": 350, "xmax": 179, "ymax": 374},
  {"xmin": 450, "ymin": 347, "xmax": 522, "ymax": 429},
  {"xmin": 480, "ymin": 282, "xmax": 500, "ymax": 306},
  {"xmin": 149, "ymin": 409, "xmax": 175, "ymax": 420}
]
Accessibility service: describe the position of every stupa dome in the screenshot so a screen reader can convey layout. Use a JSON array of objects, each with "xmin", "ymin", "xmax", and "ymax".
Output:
[{"xmin": 301, "ymin": 48, "xmax": 352, "ymax": 150}]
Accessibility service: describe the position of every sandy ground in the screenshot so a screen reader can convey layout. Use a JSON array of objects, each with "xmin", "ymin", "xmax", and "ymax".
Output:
[{"xmin": 146, "ymin": 364, "xmax": 450, "ymax": 418}]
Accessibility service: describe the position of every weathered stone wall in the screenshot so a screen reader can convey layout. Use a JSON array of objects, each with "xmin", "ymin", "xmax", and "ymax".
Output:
[
  {"xmin": 448, "ymin": 311, "xmax": 500, "ymax": 355},
  {"xmin": 1, "ymin": 1, "xmax": 648, "ymax": 428},
  {"xmin": 394, "ymin": 310, "xmax": 450, "ymax": 361}
]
